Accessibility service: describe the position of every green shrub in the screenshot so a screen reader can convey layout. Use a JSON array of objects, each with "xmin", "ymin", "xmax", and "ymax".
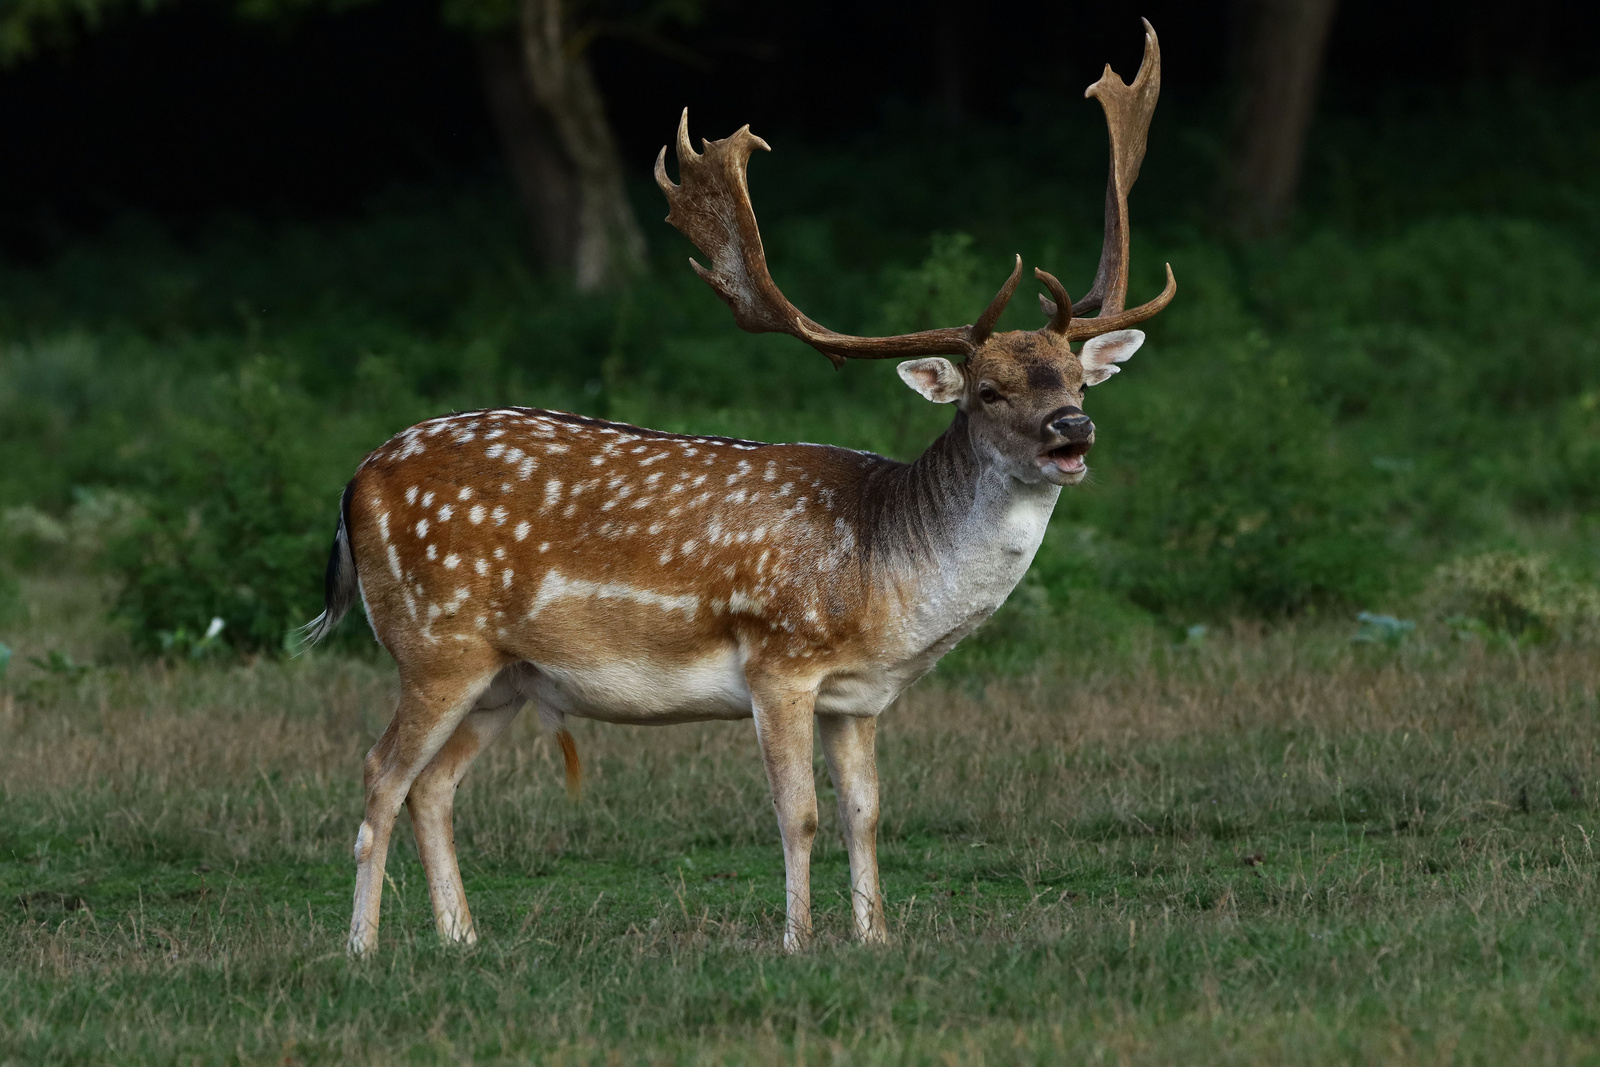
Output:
[
  {"xmin": 104, "ymin": 361, "xmax": 368, "ymax": 656},
  {"xmin": 1430, "ymin": 551, "xmax": 1600, "ymax": 645},
  {"xmin": 1062, "ymin": 336, "xmax": 1391, "ymax": 618},
  {"xmin": 1505, "ymin": 390, "xmax": 1600, "ymax": 515},
  {"xmin": 1, "ymin": 487, "xmax": 141, "ymax": 570},
  {"xmin": 0, "ymin": 573, "xmax": 20, "ymax": 627}
]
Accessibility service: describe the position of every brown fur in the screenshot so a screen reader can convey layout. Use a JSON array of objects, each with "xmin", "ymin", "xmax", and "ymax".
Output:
[
  {"xmin": 350, "ymin": 409, "xmax": 896, "ymax": 679},
  {"xmin": 556, "ymin": 728, "xmax": 581, "ymax": 801}
]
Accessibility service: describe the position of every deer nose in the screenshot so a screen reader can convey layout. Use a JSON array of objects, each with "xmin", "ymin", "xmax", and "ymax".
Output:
[{"xmin": 1044, "ymin": 406, "xmax": 1093, "ymax": 441}]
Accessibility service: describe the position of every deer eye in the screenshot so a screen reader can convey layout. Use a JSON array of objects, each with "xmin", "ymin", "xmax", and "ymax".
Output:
[{"xmin": 977, "ymin": 383, "xmax": 1003, "ymax": 405}]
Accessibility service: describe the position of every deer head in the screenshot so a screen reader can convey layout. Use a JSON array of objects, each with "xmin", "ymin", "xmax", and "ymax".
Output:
[{"xmin": 655, "ymin": 19, "xmax": 1175, "ymax": 490}]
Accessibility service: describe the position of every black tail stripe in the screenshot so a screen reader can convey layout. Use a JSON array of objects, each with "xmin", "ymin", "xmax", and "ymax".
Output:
[{"xmin": 321, "ymin": 480, "xmax": 356, "ymax": 617}]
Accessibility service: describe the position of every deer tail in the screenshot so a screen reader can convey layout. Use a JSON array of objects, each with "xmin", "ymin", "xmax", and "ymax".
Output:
[
  {"xmin": 557, "ymin": 728, "xmax": 582, "ymax": 801},
  {"xmin": 294, "ymin": 481, "xmax": 358, "ymax": 652}
]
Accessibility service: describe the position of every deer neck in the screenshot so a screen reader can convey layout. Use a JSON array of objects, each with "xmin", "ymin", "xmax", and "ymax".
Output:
[{"xmin": 864, "ymin": 410, "xmax": 1060, "ymax": 656}]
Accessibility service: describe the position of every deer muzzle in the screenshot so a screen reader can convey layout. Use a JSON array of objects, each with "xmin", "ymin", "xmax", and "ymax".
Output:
[{"xmin": 1036, "ymin": 406, "xmax": 1094, "ymax": 480}]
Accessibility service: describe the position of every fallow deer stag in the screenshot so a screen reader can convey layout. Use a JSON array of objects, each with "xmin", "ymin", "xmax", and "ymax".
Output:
[{"xmin": 304, "ymin": 20, "xmax": 1175, "ymax": 955}]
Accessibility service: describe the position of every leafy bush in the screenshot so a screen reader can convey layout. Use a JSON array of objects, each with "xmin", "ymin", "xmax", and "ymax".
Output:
[
  {"xmin": 1506, "ymin": 390, "xmax": 1600, "ymax": 516},
  {"xmin": 1430, "ymin": 551, "xmax": 1600, "ymax": 645},
  {"xmin": 0, "ymin": 573, "xmax": 20, "ymax": 627},
  {"xmin": 1, "ymin": 487, "xmax": 141, "ymax": 570},
  {"xmin": 1064, "ymin": 336, "xmax": 1391, "ymax": 617},
  {"xmin": 103, "ymin": 362, "xmax": 369, "ymax": 656}
]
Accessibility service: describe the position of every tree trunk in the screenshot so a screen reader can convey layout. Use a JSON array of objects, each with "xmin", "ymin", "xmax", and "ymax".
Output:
[
  {"xmin": 475, "ymin": 31, "xmax": 580, "ymax": 274},
  {"xmin": 1220, "ymin": 0, "xmax": 1339, "ymax": 237},
  {"xmin": 518, "ymin": 0, "xmax": 647, "ymax": 290}
]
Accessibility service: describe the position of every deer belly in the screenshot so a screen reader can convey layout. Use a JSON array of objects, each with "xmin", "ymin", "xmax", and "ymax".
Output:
[{"xmin": 525, "ymin": 647, "xmax": 753, "ymax": 724}]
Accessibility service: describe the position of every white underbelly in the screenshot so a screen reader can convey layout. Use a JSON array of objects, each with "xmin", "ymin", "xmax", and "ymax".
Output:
[
  {"xmin": 518, "ymin": 651, "xmax": 913, "ymax": 724},
  {"xmin": 525, "ymin": 647, "xmax": 752, "ymax": 724}
]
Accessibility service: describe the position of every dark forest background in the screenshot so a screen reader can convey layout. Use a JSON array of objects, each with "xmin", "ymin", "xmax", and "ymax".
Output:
[
  {"xmin": 4, "ymin": 0, "xmax": 1596, "ymax": 252},
  {"xmin": 1, "ymin": 0, "xmax": 1598, "ymax": 660}
]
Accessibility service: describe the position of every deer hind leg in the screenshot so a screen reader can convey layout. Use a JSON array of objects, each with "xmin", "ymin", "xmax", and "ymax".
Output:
[
  {"xmin": 818, "ymin": 713, "xmax": 887, "ymax": 944},
  {"xmin": 405, "ymin": 669, "xmax": 526, "ymax": 945},
  {"xmin": 749, "ymin": 677, "xmax": 820, "ymax": 953},
  {"xmin": 349, "ymin": 659, "xmax": 504, "ymax": 956}
]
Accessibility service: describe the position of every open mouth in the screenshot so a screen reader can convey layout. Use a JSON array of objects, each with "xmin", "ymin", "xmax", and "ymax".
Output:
[{"xmin": 1037, "ymin": 441, "xmax": 1091, "ymax": 476}]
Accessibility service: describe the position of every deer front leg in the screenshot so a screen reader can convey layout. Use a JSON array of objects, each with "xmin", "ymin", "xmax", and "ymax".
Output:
[
  {"xmin": 749, "ymin": 678, "xmax": 819, "ymax": 953},
  {"xmin": 819, "ymin": 713, "xmax": 887, "ymax": 944}
]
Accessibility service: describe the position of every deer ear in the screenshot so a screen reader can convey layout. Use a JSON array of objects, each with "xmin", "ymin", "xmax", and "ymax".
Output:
[
  {"xmin": 897, "ymin": 357, "xmax": 965, "ymax": 404},
  {"xmin": 1078, "ymin": 329, "xmax": 1145, "ymax": 387}
]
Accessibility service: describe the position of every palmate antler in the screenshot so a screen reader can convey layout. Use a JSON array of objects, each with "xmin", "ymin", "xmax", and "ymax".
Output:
[
  {"xmin": 656, "ymin": 20, "xmax": 1174, "ymax": 362},
  {"xmin": 1037, "ymin": 18, "xmax": 1176, "ymax": 341},
  {"xmin": 655, "ymin": 113, "xmax": 1021, "ymax": 367}
]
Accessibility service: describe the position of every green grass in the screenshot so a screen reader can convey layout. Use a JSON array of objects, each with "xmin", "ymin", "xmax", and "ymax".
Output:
[{"xmin": 4, "ymin": 576, "xmax": 1600, "ymax": 1063}]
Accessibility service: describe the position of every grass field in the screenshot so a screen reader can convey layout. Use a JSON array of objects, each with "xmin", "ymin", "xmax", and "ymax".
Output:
[{"xmin": 4, "ymin": 574, "xmax": 1599, "ymax": 1064}]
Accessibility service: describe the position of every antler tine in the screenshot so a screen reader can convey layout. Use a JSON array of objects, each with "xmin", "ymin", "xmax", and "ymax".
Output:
[
  {"xmin": 1058, "ymin": 18, "xmax": 1177, "ymax": 341},
  {"xmin": 1065, "ymin": 262, "xmax": 1175, "ymax": 341},
  {"xmin": 970, "ymin": 255, "xmax": 1023, "ymax": 345},
  {"xmin": 676, "ymin": 106, "xmax": 698, "ymax": 166},
  {"xmin": 658, "ymin": 109, "xmax": 1009, "ymax": 367},
  {"xmin": 1034, "ymin": 267, "xmax": 1072, "ymax": 334}
]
